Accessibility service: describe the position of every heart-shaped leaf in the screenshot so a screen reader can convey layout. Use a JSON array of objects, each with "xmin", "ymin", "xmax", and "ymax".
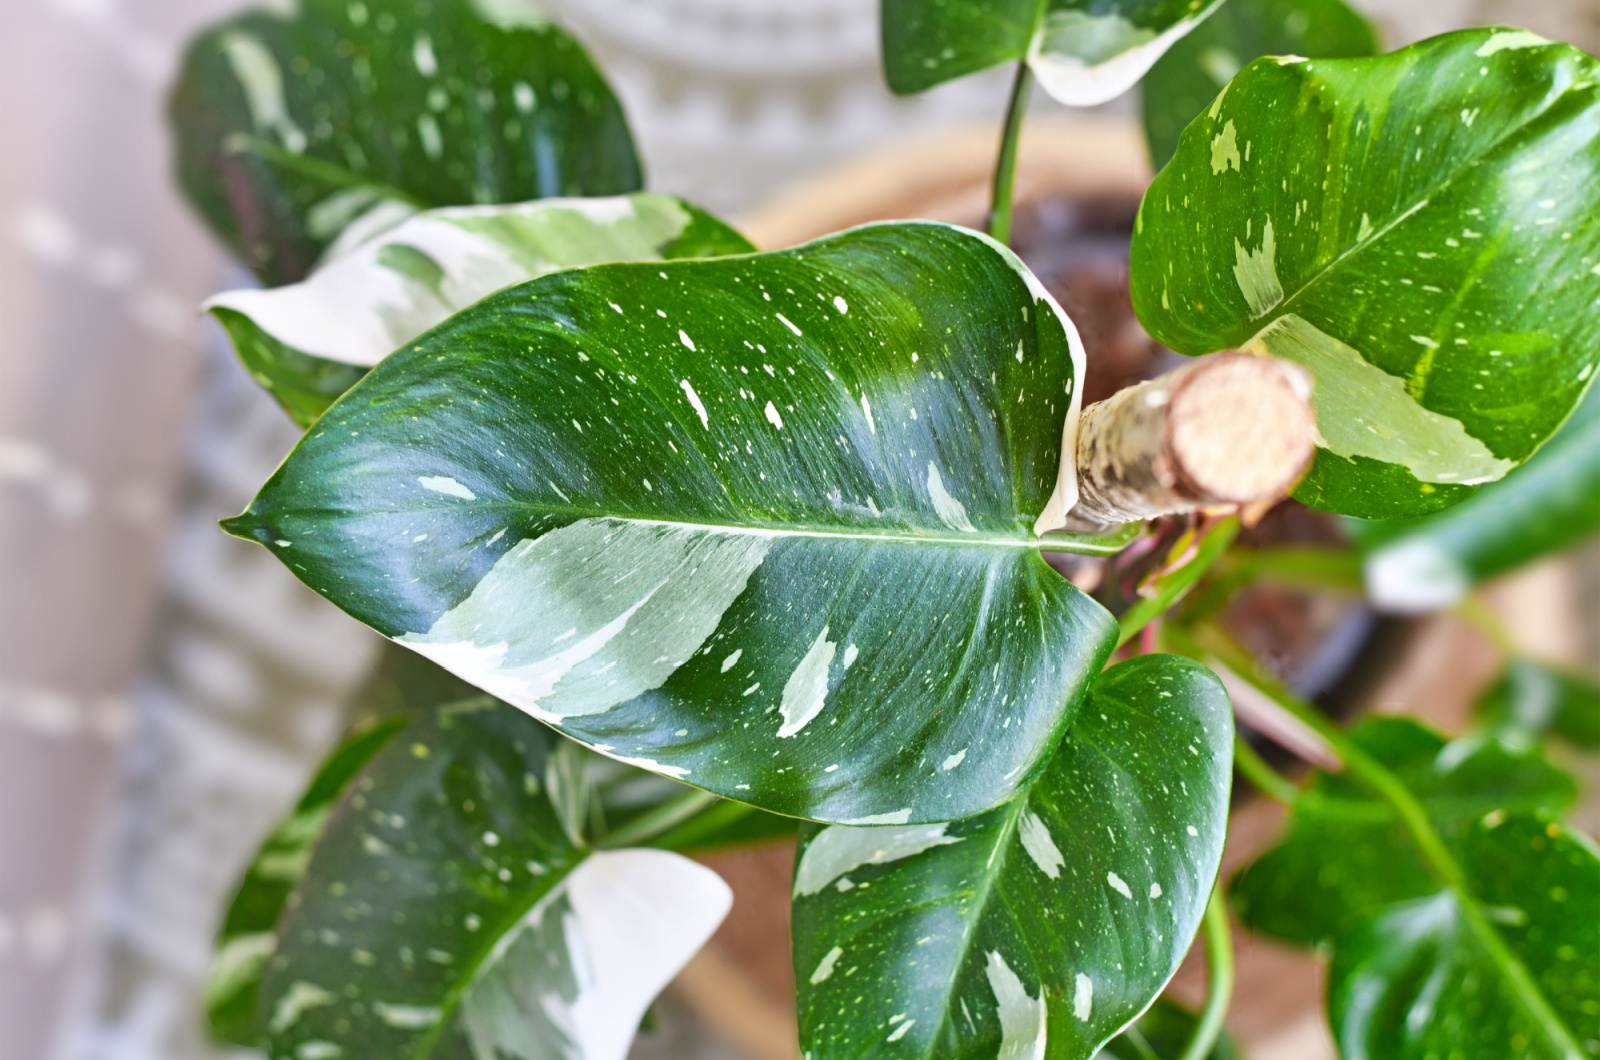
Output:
[
  {"xmin": 171, "ymin": 0, "xmax": 642, "ymax": 285},
  {"xmin": 1130, "ymin": 29, "xmax": 1600, "ymax": 518},
  {"xmin": 791, "ymin": 655, "xmax": 1233, "ymax": 1060},
  {"xmin": 1476, "ymin": 659, "xmax": 1600, "ymax": 752},
  {"xmin": 224, "ymin": 221, "xmax": 1119, "ymax": 825},
  {"xmin": 258, "ymin": 699, "xmax": 731, "ymax": 1060},
  {"xmin": 1140, "ymin": 0, "xmax": 1378, "ymax": 170},
  {"xmin": 1361, "ymin": 389, "xmax": 1600, "ymax": 611},
  {"xmin": 1328, "ymin": 814, "xmax": 1600, "ymax": 1060},
  {"xmin": 207, "ymin": 715, "xmax": 409, "ymax": 1046},
  {"xmin": 208, "ymin": 194, "xmax": 754, "ymax": 425},
  {"xmin": 1231, "ymin": 716, "xmax": 1576, "ymax": 948},
  {"xmin": 1095, "ymin": 1000, "xmax": 1240, "ymax": 1059},
  {"xmin": 881, "ymin": 0, "xmax": 1225, "ymax": 106}
]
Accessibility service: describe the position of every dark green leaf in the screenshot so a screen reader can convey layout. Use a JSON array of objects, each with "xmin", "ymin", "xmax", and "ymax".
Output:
[
  {"xmin": 1094, "ymin": 999, "xmax": 1240, "ymax": 1060},
  {"xmin": 1232, "ymin": 716, "xmax": 1576, "ymax": 949},
  {"xmin": 881, "ymin": 0, "xmax": 1225, "ymax": 105},
  {"xmin": 791, "ymin": 655, "xmax": 1233, "ymax": 1060},
  {"xmin": 1140, "ymin": 0, "xmax": 1378, "ymax": 170},
  {"xmin": 1130, "ymin": 29, "xmax": 1600, "ymax": 519},
  {"xmin": 209, "ymin": 194, "xmax": 754, "ymax": 426},
  {"xmin": 171, "ymin": 0, "xmax": 641, "ymax": 285},
  {"xmin": 225, "ymin": 221, "xmax": 1119, "ymax": 825},
  {"xmin": 1477, "ymin": 659, "xmax": 1600, "ymax": 751},
  {"xmin": 1328, "ymin": 814, "xmax": 1600, "ymax": 1060},
  {"xmin": 1361, "ymin": 389, "xmax": 1600, "ymax": 610},
  {"xmin": 207, "ymin": 715, "xmax": 409, "ymax": 1046},
  {"xmin": 260, "ymin": 699, "xmax": 730, "ymax": 1060}
]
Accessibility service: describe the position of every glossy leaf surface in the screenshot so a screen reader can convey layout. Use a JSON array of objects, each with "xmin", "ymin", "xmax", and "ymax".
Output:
[
  {"xmin": 791, "ymin": 655, "xmax": 1232, "ymax": 1060},
  {"xmin": 1094, "ymin": 1000, "xmax": 1240, "ymax": 1060},
  {"xmin": 1362, "ymin": 389, "xmax": 1600, "ymax": 611},
  {"xmin": 207, "ymin": 716, "xmax": 408, "ymax": 1046},
  {"xmin": 208, "ymin": 194, "xmax": 753, "ymax": 425},
  {"xmin": 260, "ymin": 700, "xmax": 730, "ymax": 1060},
  {"xmin": 1140, "ymin": 0, "xmax": 1377, "ymax": 170},
  {"xmin": 1477, "ymin": 659, "xmax": 1600, "ymax": 751},
  {"xmin": 172, "ymin": 0, "xmax": 641, "ymax": 285},
  {"xmin": 1232, "ymin": 716, "xmax": 1576, "ymax": 948},
  {"xmin": 1328, "ymin": 815, "xmax": 1600, "ymax": 1060},
  {"xmin": 226, "ymin": 222, "xmax": 1117, "ymax": 825},
  {"xmin": 1131, "ymin": 29, "xmax": 1600, "ymax": 518},
  {"xmin": 881, "ymin": 0, "xmax": 1225, "ymax": 106}
]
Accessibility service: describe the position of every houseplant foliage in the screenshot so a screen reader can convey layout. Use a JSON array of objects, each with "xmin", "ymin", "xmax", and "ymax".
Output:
[{"xmin": 170, "ymin": 0, "xmax": 1600, "ymax": 1056}]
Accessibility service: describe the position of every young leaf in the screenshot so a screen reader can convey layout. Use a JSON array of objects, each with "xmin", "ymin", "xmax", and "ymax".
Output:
[
  {"xmin": 791, "ymin": 655, "xmax": 1233, "ymax": 1060},
  {"xmin": 171, "ymin": 0, "xmax": 641, "ymax": 285},
  {"xmin": 1328, "ymin": 815, "xmax": 1600, "ymax": 1060},
  {"xmin": 208, "ymin": 715, "xmax": 409, "ymax": 1046},
  {"xmin": 208, "ymin": 194, "xmax": 754, "ymax": 425},
  {"xmin": 1361, "ymin": 389, "xmax": 1600, "ymax": 611},
  {"xmin": 1140, "ymin": 0, "xmax": 1378, "ymax": 170},
  {"xmin": 260, "ymin": 699, "xmax": 730, "ymax": 1060},
  {"xmin": 881, "ymin": 0, "xmax": 1226, "ymax": 106},
  {"xmin": 1476, "ymin": 659, "xmax": 1600, "ymax": 751},
  {"xmin": 1094, "ymin": 1000, "xmax": 1240, "ymax": 1060},
  {"xmin": 1130, "ymin": 29, "xmax": 1600, "ymax": 519},
  {"xmin": 225, "ymin": 221, "xmax": 1119, "ymax": 825},
  {"xmin": 1231, "ymin": 716, "xmax": 1576, "ymax": 948}
]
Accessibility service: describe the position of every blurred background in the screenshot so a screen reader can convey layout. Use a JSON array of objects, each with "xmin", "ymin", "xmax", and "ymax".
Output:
[{"xmin": 2, "ymin": 2, "xmax": 1598, "ymax": 1059}]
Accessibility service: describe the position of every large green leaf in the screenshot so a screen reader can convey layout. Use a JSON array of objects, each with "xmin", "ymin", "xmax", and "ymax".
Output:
[
  {"xmin": 1130, "ymin": 29, "xmax": 1600, "ymax": 519},
  {"xmin": 1328, "ymin": 815, "xmax": 1600, "ymax": 1060},
  {"xmin": 881, "ymin": 0, "xmax": 1225, "ymax": 106},
  {"xmin": 207, "ymin": 194, "xmax": 754, "ymax": 425},
  {"xmin": 791, "ymin": 655, "xmax": 1233, "ymax": 1060},
  {"xmin": 1477, "ymin": 659, "xmax": 1600, "ymax": 752},
  {"xmin": 225, "ymin": 221, "xmax": 1119, "ymax": 825},
  {"xmin": 171, "ymin": 0, "xmax": 641, "ymax": 285},
  {"xmin": 260, "ymin": 699, "xmax": 731, "ymax": 1060},
  {"xmin": 1231, "ymin": 716, "xmax": 1576, "ymax": 948},
  {"xmin": 207, "ymin": 715, "xmax": 409, "ymax": 1046},
  {"xmin": 1361, "ymin": 388, "xmax": 1600, "ymax": 611},
  {"xmin": 1094, "ymin": 1000, "xmax": 1240, "ymax": 1060},
  {"xmin": 1140, "ymin": 0, "xmax": 1377, "ymax": 170}
]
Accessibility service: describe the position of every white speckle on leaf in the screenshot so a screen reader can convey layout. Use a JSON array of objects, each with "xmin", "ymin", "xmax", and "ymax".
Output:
[
  {"xmin": 765, "ymin": 401, "xmax": 784, "ymax": 430},
  {"xmin": 793, "ymin": 823, "xmax": 959, "ymax": 896},
  {"xmin": 1211, "ymin": 120, "xmax": 1242, "ymax": 175},
  {"xmin": 887, "ymin": 1020, "xmax": 915, "ymax": 1042},
  {"xmin": 843, "ymin": 644, "xmax": 859, "ymax": 669},
  {"xmin": 777, "ymin": 627, "xmax": 836, "ymax": 737},
  {"xmin": 1233, "ymin": 217, "xmax": 1283, "ymax": 317},
  {"xmin": 1019, "ymin": 812, "xmax": 1065, "ymax": 879},
  {"xmin": 413, "ymin": 33, "xmax": 438, "ymax": 76},
  {"xmin": 1107, "ymin": 872, "xmax": 1133, "ymax": 899},
  {"xmin": 721, "ymin": 649, "xmax": 742, "ymax": 673},
  {"xmin": 776, "ymin": 312, "xmax": 803, "ymax": 336},
  {"xmin": 833, "ymin": 296, "xmax": 849, "ymax": 314},
  {"xmin": 941, "ymin": 749, "xmax": 967, "ymax": 772},
  {"xmin": 985, "ymin": 951, "xmax": 1047, "ymax": 1059},
  {"xmin": 680, "ymin": 380, "xmax": 710, "ymax": 429},
  {"xmin": 419, "ymin": 475, "xmax": 475, "ymax": 500},
  {"xmin": 1150, "ymin": 883, "xmax": 1163, "ymax": 899},
  {"xmin": 1475, "ymin": 30, "xmax": 1548, "ymax": 56},
  {"xmin": 1073, "ymin": 974, "xmax": 1093, "ymax": 1022},
  {"xmin": 810, "ymin": 946, "xmax": 844, "ymax": 984},
  {"xmin": 372, "ymin": 1003, "xmax": 441, "ymax": 1029},
  {"xmin": 861, "ymin": 394, "xmax": 876, "ymax": 434},
  {"xmin": 926, "ymin": 463, "xmax": 976, "ymax": 532},
  {"xmin": 678, "ymin": 329, "xmax": 696, "ymax": 351}
]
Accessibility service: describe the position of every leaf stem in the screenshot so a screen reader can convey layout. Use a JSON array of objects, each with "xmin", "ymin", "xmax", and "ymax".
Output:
[
  {"xmin": 1453, "ymin": 594, "xmax": 1518, "ymax": 656},
  {"xmin": 1178, "ymin": 884, "xmax": 1234, "ymax": 1060},
  {"xmin": 1232, "ymin": 737, "xmax": 1300, "ymax": 806},
  {"xmin": 597, "ymin": 788, "xmax": 721, "ymax": 850},
  {"xmin": 988, "ymin": 61, "xmax": 1034, "ymax": 246}
]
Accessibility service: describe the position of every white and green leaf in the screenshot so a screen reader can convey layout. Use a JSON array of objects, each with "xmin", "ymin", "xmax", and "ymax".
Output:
[
  {"xmin": 882, "ymin": 0, "xmax": 1225, "ymax": 106},
  {"xmin": 225, "ymin": 221, "xmax": 1118, "ymax": 825},
  {"xmin": 791, "ymin": 656, "xmax": 1234, "ymax": 1060},
  {"xmin": 1131, "ymin": 28, "xmax": 1600, "ymax": 518},
  {"xmin": 206, "ymin": 193, "xmax": 755, "ymax": 425},
  {"xmin": 258, "ymin": 700, "xmax": 731, "ymax": 1060}
]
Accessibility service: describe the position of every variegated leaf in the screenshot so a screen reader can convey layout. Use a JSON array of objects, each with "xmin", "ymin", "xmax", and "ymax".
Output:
[
  {"xmin": 171, "ymin": 0, "xmax": 641, "ymax": 285},
  {"xmin": 792, "ymin": 656, "xmax": 1233, "ymax": 1060},
  {"xmin": 225, "ymin": 221, "xmax": 1119, "ymax": 825},
  {"xmin": 881, "ymin": 0, "xmax": 1225, "ymax": 106},
  {"xmin": 259, "ymin": 699, "xmax": 731, "ymax": 1060},
  {"xmin": 207, "ymin": 194, "xmax": 754, "ymax": 424},
  {"xmin": 1131, "ymin": 28, "xmax": 1600, "ymax": 518}
]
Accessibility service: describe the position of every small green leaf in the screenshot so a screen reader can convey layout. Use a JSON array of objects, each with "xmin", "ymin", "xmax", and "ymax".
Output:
[
  {"xmin": 1231, "ymin": 716, "xmax": 1576, "ymax": 949},
  {"xmin": 1140, "ymin": 0, "xmax": 1378, "ymax": 170},
  {"xmin": 881, "ymin": 0, "xmax": 1225, "ymax": 106},
  {"xmin": 1130, "ymin": 29, "xmax": 1600, "ymax": 518},
  {"xmin": 208, "ymin": 194, "xmax": 754, "ymax": 425},
  {"xmin": 792, "ymin": 655, "xmax": 1233, "ymax": 1060},
  {"xmin": 1477, "ymin": 659, "xmax": 1600, "ymax": 751},
  {"xmin": 1094, "ymin": 999, "xmax": 1240, "ymax": 1060},
  {"xmin": 171, "ymin": 0, "xmax": 642, "ymax": 285},
  {"xmin": 1361, "ymin": 389, "xmax": 1600, "ymax": 611},
  {"xmin": 207, "ymin": 715, "xmax": 409, "ymax": 1046},
  {"xmin": 1328, "ymin": 815, "xmax": 1600, "ymax": 1060},
  {"xmin": 260, "ymin": 700, "xmax": 730, "ymax": 1060},
  {"xmin": 225, "ymin": 221, "xmax": 1119, "ymax": 825}
]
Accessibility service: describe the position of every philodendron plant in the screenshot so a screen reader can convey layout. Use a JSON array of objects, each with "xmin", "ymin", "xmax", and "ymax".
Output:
[{"xmin": 173, "ymin": 1, "xmax": 1600, "ymax": 1058}]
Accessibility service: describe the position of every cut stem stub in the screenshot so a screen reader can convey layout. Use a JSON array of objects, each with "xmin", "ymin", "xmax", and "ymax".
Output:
[{"xmin": 1067, "ymin": 354, "xmax": 1316, "ymax": 529}]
